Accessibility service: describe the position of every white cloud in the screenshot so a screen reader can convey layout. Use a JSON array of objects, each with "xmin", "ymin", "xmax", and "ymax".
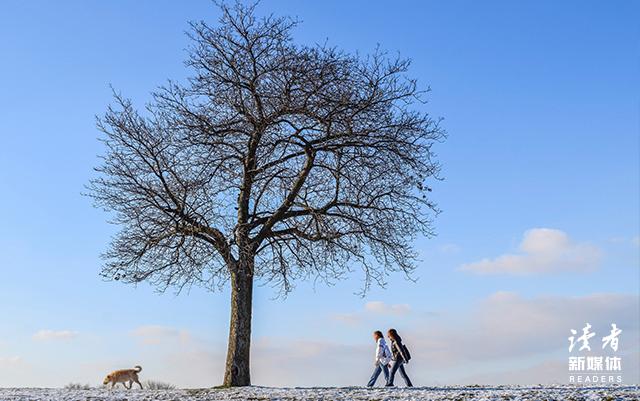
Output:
[
  {"xmin": 115, "ymin": 334, "xmax": 370, "ymax": 388},
  {"xmin": 469, "ymin": 291, "xmax": 639, "ymax": 358},
  {"xmin": 608, "ymin": 236, "xmax": 627, "ymax": 244},
  {"xmin": 0, "ymin": 356, "xmax": 30, "ymax": 387},
  {"xmin": 439, "ymin": 243, "xmax": 462, "ymax": 253},
  {"xmin": 0, "ymin": 356, "xmax": 22, "ymax": 365},
  {"xmin": 405, "ymin": 291, "xmax": 639, "ymax": 364},
  {"xmin": 251, "ymin": 338, "xmax": 368, "ymax": 387},
  {"xmin": 329, "ymin": 301, "xmax": 412, "ymax": 326},
  {"xmin": 11, "ymin": 291, "xmax": 639, "ymax": 387},
  {"xmin": 364, "ymin": 301, "xmax": 411, "ymax": 315},
  {"xmin": 460, "ymin": 228, "xmax": 601, "ymax": 275},
  {"xmin": 460, "ymin": 359, "xmax": 569, "ymax": 385},
  {"xmin": 32, "ymin": 330, "xmax": 77, "ymax": 341},
  {"xmin": 608, "ymin": 235, "xmax": 639, "ymax": 247},
  {"xmin": 151, "ymin": 292, "xmax": 638, "ymax": 387},
  {"xmin": 130, "ymin": 325, "xmax": 191, "ymax": 345},
  {"xmin": 330, "ymin": 313, "xmax": 361, "ymax": 326}
]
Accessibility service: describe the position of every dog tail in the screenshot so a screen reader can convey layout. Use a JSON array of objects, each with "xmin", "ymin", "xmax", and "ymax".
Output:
[{"xmin": 134, "ymin": 365, "xmax": 142, "ymax": 373}]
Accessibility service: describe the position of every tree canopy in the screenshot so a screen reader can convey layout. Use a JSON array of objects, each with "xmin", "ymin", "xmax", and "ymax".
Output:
[{"xmin": 89, "ymin": 3, "xmax": 445, "ymax": 299}]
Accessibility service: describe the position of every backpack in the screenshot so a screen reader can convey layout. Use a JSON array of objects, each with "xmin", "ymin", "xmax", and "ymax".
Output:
[{"xmin": 402, "ymin": 344, "xmax": 412, "ymax": 362}]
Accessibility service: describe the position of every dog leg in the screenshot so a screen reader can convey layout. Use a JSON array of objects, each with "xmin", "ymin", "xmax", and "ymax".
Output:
[{"xmin": 135, "ymin": 379, "xmax": 143, "ymax": 389}]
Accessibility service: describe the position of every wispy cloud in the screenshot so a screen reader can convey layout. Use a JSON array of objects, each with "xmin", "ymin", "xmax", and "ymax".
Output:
[
  {"xmin": 439, "ymin": 243, "xmax": 462, "ymax": 253},
  {"xmin": 251, "ymin": 337, "xmax": 368, "ymax": 386},
  {"xmin": 609, "ymin": 235, "xmax": 640, "ymax": 247},
  {"xmin": 130, "ymin": 325, "xmax": 191, "ymax": 345},
  {"xmin": 330, "ymin": 313, "xmax": 362, "ymax": 326},
  {"xmin": 129, "ymin": 292, "xmax": 639, "ymax": 387},
  {"xmin": 329, "ymin": 300, "xmax": 413, "ymax": 326},
  {"xmin": 14, "ymin": 292, "xmax": 636, "ymax": 388},
  {"xmin": 460, "ymin": 228, "xmax": 601, "ymax": 275},
  {"xmin": 32, "ymin": 330, "xmax": 77, "ymax": 341},
  {"xmin": 0, "ymin": 356, "xmax": 22, "ymax": 365},
  {"xmin": 364, "ymin": 301, "xmax": 411, "ymax": 315},
  {"xmin": 405, "ymin": 291, "xmax": 639, "ymax": 366}
]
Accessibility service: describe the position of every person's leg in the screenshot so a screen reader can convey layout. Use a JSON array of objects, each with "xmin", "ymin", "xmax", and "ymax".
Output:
[
  {"xmin": 382, "ymin": 363, "xmax": 390, "ymax": 383},
  {"xmin": 386, "ymin": 360, "xmax": 400, "ymax": 386},
  {"xmin": 398, "ymin": 364, "xmax": 413, "ymax": 387},
  {"xmin": 367, "ymin": 364, "xmax": 382, "ymax": 387}
]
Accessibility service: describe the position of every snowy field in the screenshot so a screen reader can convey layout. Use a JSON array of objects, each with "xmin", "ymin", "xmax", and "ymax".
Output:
[{"xmin": 1, "ymin": 385, "xmax": 638, "ymax": 401}]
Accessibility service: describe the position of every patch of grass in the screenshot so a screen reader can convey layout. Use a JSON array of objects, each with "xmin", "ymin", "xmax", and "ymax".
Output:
[
  {"xmin": 186, "ymin": 388, "xmax": 212, "ymax": 396},
  {"xmin": 142, "ymin": 380, "xmax": 176, "ymax": 390},
  {"xmin": 63, "ymin": 383, "xmax": 92, "ymax": 390}
]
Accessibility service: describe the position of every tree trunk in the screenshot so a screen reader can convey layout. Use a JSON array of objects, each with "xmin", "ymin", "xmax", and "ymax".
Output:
[{"xmin": 223, "ymin": 259, "xmax": 254, "ymax": 386}]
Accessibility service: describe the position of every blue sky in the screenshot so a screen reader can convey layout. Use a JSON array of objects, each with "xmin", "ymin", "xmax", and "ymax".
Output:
[{"xmin": 0, "ymin": 0, "xmax": 638, "ymax": 387}]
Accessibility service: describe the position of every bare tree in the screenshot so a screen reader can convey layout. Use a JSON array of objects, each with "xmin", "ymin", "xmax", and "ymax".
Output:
[{"xmin": 89, "ymin": 2, "xmax": 444, "ymax": 387}]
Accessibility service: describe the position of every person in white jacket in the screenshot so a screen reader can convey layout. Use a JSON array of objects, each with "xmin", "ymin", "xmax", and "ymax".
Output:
[{"xmin": 366, "ymin": 330, "xmax": 392, "ymax": 387}]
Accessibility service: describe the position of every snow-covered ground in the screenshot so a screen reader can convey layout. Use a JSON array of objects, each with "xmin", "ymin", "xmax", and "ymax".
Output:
[{"xmin": 0, "ymin": 385, "xmax": 638, "ymax": 401}]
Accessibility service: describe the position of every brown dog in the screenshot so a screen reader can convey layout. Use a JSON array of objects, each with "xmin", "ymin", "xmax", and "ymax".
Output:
[{"xmin": 102, "ymin": 365, "xmax": 143, "ymax": 389}]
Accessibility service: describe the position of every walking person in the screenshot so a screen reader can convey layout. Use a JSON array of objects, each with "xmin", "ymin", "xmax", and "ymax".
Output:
[
  {"xmin": 366, "ymin": 330, "xmax": 392, "ymax": 387},
  {"xmin": 385, "ymin": 328, "xmax": 413, "ymax": 387}
]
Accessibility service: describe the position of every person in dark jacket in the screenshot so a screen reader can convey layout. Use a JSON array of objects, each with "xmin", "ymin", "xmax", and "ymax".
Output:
[{"xmin": 385, "ymin": 328, "xmax": 413, "ymax": 387}]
